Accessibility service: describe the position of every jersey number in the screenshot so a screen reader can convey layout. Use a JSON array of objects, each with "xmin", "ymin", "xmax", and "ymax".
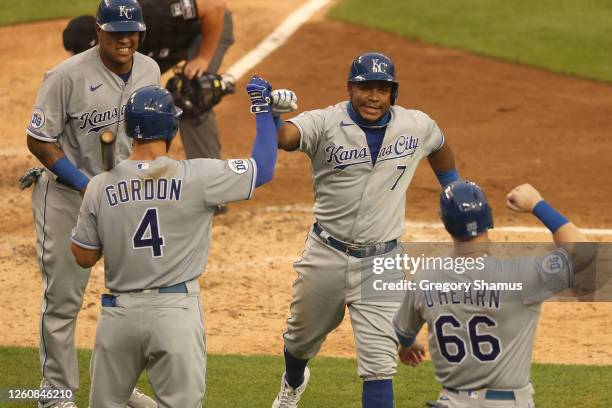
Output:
[
  {"xmin": 132, "ymin": 208, "xmax": 165, "ymax": 258},
  {"xmin": 391, "ymin": 165, "xmax": 407, "ymax": 190},
  {"xmin": 434, "ymin": 314, "xmax": 501, "ymax": 364}
]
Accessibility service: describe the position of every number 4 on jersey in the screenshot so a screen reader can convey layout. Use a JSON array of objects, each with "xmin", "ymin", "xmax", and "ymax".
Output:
[{"xmin": 133, "ymin": 208, "xmax": 165, "ymax": 257}]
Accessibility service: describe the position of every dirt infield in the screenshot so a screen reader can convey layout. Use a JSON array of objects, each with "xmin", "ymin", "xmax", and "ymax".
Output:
[{"xmin": 0, "ymin": 2, "xmax": 611, "ymax": 366}]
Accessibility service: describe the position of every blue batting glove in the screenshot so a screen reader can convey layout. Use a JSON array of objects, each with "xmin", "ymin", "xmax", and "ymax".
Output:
[{"xmin": 246, "ymin": 75, "xmax": 272, "ymax": 114}]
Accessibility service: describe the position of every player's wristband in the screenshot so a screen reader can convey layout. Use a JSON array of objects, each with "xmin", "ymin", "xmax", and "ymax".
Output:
[
  {"xmin": 435, "ymin": 168, "xmax": 460, "ymax": 187},
  {"xmin": 532, "ymin": 200, "xmax": 569, "ymax": 233},
  {"xmin": 50, "ymin": 157, "xmax": 89, "ymax": 192},
  {"xmin": 395, "ymin": 330, "xmax": 416, "ymax": 348}
]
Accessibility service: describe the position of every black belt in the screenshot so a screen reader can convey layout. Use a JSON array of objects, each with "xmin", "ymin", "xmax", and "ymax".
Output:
[
  {"xmin": 312, "ymin": 223, "xmax": 397, "ymax": 258},
  {"xmin": 444, "ymin": 387, "xmax": 515, "ymax": 401}
]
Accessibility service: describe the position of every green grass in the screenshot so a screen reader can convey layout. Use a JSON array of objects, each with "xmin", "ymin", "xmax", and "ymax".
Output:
[
  {"xmin": 329, "ymin": 0, "xmax": 612, "ymax": 83},
  {"xmin": 0, "ymin": 1, "xmax": 99, "ymax": 26},
  {"xmin": 0, "ymin": 346, "xmax": 611, "ymax": 407}
]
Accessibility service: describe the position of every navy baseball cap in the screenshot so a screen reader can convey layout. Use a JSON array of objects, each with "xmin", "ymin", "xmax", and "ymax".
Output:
[{"xmin": 63, "ymin": 15, "xmax": 97, "ymax": 55}]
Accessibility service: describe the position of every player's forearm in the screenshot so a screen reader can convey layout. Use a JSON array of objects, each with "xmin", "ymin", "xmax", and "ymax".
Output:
[
  {"xmin": 196, "ymin": 0, "xmax": 226, "ymax": 63},
  {"xmin": 428, "ymin": 144, "xmax": 459, "ymax": 187},
  {"xmin": 70, "ymin": 242, "xmax": 101, "ymax": 268},
  {"xmin": 251, "ymin": 112, "xmax": 278, "ymax": 186},
  {"xmin": 27, "ymin": 135, "xmax": 65, "ymax": 169},
  {"xmin": 27, "ymin": 135, "xmax": 89, "ymax": 192},
  {"xmin": 532, "ymin": 200, "xmax": 595, "ymax": 271}
]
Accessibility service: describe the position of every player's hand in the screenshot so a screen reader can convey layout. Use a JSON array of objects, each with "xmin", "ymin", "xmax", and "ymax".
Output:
[
  {"xmin": 398, "ymin": 342, "xmax": 426, "ymax": 367},
  {"xmin": 271, "ymin": 89, "xmax": 298, "ymax": 116},
  {"xmin": 506, "ymin": 183, "xmax": 544, "ymax": 212},
  {"xmin": 184, "ymin": 56, "xmax": 210, "ymax": 80},
  {"xmin": 246, "ymin": 75, "xmax": 272, "ymax": 114}
]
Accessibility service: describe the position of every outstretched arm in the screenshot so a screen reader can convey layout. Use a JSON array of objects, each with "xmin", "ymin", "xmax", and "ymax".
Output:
[
  {"xmin": 246, "ymin": 76, "xmax": 277, "ymax": 187},
  {"xmin": 506, "ymin": 183, "xmax": 594, "ymax": 271},
  {"xmin": 506, "ymin": 184, "xmax": 588, "ymax": 242}
]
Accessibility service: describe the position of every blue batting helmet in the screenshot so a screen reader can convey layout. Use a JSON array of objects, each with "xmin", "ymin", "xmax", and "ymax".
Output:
[
  {"xmin": 348, "ymin": 52, "xmax": 399, "ymax": 104},
  {"xmin": 125, "ymin": 86, "xmax": 182, "ymax": 141},
  {"xmin": 440, "ymin": 181, "xmax": 494, "ymax": 239},
  {"xmin": 96, "ymin": 0, "xmax": 146, "ymax": 34}
]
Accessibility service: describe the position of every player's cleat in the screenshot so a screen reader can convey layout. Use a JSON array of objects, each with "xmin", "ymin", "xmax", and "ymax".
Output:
[
  {"xmin": 271, "ymin": 367, "xmax": 310, "ymax": 408},
  {"xmin": 127, "ymin": 388, "xmax": 158, "ymax": 408},
  {"xmin": 214, "ymin": 203, "xmax": 228, "ymax": 216}
]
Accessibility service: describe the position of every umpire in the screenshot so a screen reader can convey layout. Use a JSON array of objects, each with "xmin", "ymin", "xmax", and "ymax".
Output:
[{"xmin": 63, "ymin": 0, "xmax": 234, "ymax": 164}]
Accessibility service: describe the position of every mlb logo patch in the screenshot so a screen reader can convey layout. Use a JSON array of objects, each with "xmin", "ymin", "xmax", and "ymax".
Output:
[{"xmin": 137, "ymin": 162, "xmax": 149, "ymax": 170}]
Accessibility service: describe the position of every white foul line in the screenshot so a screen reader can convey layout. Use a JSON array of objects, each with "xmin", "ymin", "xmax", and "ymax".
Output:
[{"xmin": 225, "ymin": 0, "xmax": 331, "ymax": 80}]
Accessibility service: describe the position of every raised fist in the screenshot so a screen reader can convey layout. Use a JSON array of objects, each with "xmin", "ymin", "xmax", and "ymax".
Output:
[
  {"xmin": 271, "ymin": 89, "xmax": 298, "ymax": 116},
  {"xmin": 246, "ymin": 75, "xmax": 272, "ymax": 114},
  {"xmin": 506, "ymin": 183, "xmax": 544, "ymax": 212}
]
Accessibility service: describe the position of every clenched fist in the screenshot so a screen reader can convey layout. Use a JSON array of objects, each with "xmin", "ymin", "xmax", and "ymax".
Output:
[
  {"xmin": 506, "ymin": 184, "xmax": 544, "ymax": 212},
  {"xmin": 271, "ymin": 89, "xmax": 298, "ymax": 116}
]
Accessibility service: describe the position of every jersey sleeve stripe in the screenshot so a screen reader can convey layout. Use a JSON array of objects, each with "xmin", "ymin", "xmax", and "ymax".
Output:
[
  {"xmin": 70, "ymin": 236, "xmax": 101, "ymax": 250},
  {"xmin": 246, "ymin": 158, "xmax": 257, "ymax": 200},
  {"xmin": 26, "ymin": 128, "xmax": 57, "ymax": 142},
  {"xmin": 287, "ymin": 119, "xmax": 305, "ymax": 151},
  {"xmin": 432, "ymin": 132, "xmax": 445, "ymax": 153}
]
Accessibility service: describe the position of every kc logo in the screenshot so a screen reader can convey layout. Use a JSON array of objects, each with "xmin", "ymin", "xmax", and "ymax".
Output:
[
  {"xmin": 371, "ymin": 58, "xmax": 387, "ymax": 73},
  {"xmin": 119, "ymin": 6, "xmax": 133, "ymax": 19}
]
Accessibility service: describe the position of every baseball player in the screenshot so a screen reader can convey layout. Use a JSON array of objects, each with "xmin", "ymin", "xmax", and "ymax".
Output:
[
  {"xmin": 271, "ymin": 52, "xmax": 461, "ymax": 408},
  {"xmin": 63, "ymin": 0, "xmax": 234, "ymax": 214},
  {"xmin": 63, "ymin": 0, "xmax": 233, "ymax": 157},
  {"xmin": 26, "ymin": 1, "xmax": 160, "ymax": 407},
  {"xmin": 393, "ymin": 181, "xmax": 594, "ymax": 407},
  {"xmin": 70, "ymin": 77, "xmax": 277, "ymax": 407}
]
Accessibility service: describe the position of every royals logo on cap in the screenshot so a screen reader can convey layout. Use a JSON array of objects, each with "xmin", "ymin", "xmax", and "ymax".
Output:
[{"xmin": 118, "ymin": 5, "xmax": 133, "ymax": 19}]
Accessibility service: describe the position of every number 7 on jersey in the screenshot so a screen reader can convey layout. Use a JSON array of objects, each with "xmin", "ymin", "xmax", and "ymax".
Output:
[{"xmin": 391, "ymin": 165, "xmax": 407, "ymax": 190}]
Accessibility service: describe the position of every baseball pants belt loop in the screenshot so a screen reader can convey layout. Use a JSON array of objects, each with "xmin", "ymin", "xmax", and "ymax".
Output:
[
  {"xmin": 312, "ymin": 222, "xmax": 397, "ymax": 258},
  {"xmin": 443, "ymin": 387, "xmax": 515, "ymax": 401}
]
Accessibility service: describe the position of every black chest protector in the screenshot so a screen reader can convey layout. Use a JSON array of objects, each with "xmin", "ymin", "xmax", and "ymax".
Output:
[{"xmin": 139, "ymin": 0, "xmax": 201, "ymax": 72}]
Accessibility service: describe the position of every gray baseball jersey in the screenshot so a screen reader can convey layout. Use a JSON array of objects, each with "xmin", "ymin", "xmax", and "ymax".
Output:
[
  {"xmin": 71, "ymin": 156, "xmax": 256, "ymax": 291},
  {"xmin": 393, "ymin": 249, "xmax": 573, "ymax": 390},
  {"xmin": 27, "ymin": 46, "xmax": 161, "ymax": 178},
  {"xmin": 288, "ymin": 101, "xmax": 444, "ymax": 244}
]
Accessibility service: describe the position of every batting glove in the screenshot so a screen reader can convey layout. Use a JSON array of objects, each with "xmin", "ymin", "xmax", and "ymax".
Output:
[
  {"xmin": 246, "ymin": 75, "xmax": 272, "ymax": 114},
  {"xmin": 271, "ymin": 89, "xmax": 298, "ymax": 116}
]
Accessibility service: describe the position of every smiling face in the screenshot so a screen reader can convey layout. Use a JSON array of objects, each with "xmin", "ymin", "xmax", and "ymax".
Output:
[
  {"xmin": 348, "ymin": 81, "xmax": 392, "ymax": 122},
  {"xmin": 96, "ymin": 26, "xmax": 139, "ymax": 75}
]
